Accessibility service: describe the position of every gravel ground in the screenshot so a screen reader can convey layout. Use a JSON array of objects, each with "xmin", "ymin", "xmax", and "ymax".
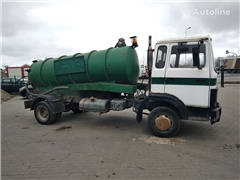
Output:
[{"xmin": 1, "ymin": 90, "xmax": 15, "ymax": 103}]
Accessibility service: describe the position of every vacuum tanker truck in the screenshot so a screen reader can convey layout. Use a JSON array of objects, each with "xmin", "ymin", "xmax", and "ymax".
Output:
[{"xmin": 24, "ymin": 36, "xmax": 221, "ymax": 137}]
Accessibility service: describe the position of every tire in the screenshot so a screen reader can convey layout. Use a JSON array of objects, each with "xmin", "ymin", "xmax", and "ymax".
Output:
[
  {"xmin": 53, "ymin": 112, "xmax": 62, "ymax": 122},
  {"xmin": 34, "ymin": 101, "xmax": 56, "ymax": 125},
  {"xmin": 148, "ymin": 107, "xmax": 180, "ymax": 137}
]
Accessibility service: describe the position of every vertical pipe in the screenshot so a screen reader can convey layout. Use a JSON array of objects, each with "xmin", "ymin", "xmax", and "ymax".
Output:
[
  {"xmin": 221, "ymin": 67, "xmax": 224, "ymax": 87},
  {"xmin": 21, "ymin": 67, "xmax": 25, "ymax": 78},
  {"xmin": 147, "ymin": 36, "xmax": 153, "ymax": 92}
]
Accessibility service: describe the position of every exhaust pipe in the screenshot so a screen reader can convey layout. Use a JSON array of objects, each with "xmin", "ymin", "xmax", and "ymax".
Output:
[{"xmin": 147, "ymin": 35, "xmax": 153, "ymax": 92}]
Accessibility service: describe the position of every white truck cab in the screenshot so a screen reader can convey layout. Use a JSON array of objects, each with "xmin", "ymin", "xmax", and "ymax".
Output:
[
  {"xmin": 152, "ymin": 36, "xmax": 217, "ymax": 108},
  {"xmin": 136, "ymin": 36, "xmax": 222, "ymax": 137}
]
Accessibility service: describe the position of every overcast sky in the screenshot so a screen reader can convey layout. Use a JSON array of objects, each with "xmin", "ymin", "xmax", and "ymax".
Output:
[{"xmin": 1, "ymin": 0, "xmax": 239, "ymax": 68}]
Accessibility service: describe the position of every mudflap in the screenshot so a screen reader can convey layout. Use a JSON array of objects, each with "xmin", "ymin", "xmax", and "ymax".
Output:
[
  {"xmin": 24, "ymin": 99, "xmax": 33, "ymax": 109},
  {"xmin": 210, "ymin": 103, "xmax": 222, "ymax": 124},
  {"xmin": 136, "ymin": 96, "xmax": 149, "ymax": 123}
]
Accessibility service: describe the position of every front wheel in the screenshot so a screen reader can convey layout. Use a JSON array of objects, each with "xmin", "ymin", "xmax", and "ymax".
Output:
[
  {"xmin": 148, "ymin": 107, "xmax": 180, "ymax": 137},
  {"xmin": 34, "ymin": 101, "xmax": 56, "ymax": 125}
]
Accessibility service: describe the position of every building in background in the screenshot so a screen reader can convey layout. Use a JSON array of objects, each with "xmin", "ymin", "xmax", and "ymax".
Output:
[{"xmin": 5, "ymin": 66, "xmax": 30, "ymax": 78}]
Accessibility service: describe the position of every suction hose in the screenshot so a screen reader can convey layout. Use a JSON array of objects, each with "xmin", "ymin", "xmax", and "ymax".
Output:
[{"xmin": 25, "ymin": 84, "xmax": 69, "ymax": 97}]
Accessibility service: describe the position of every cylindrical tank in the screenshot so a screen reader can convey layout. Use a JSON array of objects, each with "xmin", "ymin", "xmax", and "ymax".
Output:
[{"xmin": 29, "ymin": 46, "xmax": 139, "ymax": 88}]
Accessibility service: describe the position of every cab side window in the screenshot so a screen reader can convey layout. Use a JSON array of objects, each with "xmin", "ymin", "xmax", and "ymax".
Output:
[
  {"xmin": 156, "ymin": 46, "xmax": 167, "ymax": 68},
  {"xmin": 170, "ymin": 44, "xmax": 206, "ymax": 68}
]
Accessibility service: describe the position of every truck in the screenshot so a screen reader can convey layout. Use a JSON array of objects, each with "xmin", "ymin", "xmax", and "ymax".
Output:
[
  {"xmin": 6, "ymin": 66, "xmax": 29, "ymax": 78},
  {"xmin": 219, "ymin": 57, "xmax": 240, "ymax": 73},
  {"xmin": 24, "ymin": 36, "xmax": 222, "ymax": 137}
]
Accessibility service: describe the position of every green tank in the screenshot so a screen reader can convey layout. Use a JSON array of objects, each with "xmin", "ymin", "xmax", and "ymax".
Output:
[{"xmin": 29, "ymin": 46, "xmax": 139, "ymax": 89}]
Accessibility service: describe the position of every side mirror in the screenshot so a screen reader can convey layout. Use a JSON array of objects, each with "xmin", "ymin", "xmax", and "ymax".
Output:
[{"xmin": 192, "ymin": 47, "xmax": 201, "ymax": 69}]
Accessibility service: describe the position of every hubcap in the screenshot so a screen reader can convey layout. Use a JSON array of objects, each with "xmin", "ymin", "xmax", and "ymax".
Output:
[
  {"xmin": 155, "ymin": 115, "xmax": 172, "ymax": 131},
  {"xmin": 37, "ymin": 106, "xmax": 49, "ymax": 122}
]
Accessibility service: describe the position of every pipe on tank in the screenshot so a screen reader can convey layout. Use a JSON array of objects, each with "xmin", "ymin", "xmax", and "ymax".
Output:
[{"xmin": 25, "ymin": 84, "xmax": 69, "ymax": 97}]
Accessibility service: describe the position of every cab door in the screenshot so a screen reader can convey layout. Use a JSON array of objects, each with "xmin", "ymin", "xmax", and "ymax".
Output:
[
  {"xmin": 151, "ymin": 44, "xmax": 168, "ymax": 93},
  {"xmin": 164, "ymin": 42, "xmax": 210, "ymax": 107}
]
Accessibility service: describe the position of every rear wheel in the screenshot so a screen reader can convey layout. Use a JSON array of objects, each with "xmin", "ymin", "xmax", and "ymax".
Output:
[
  {"xmin": 54, "ymin": 112, "xmax": 62, "ymax": 122},
  {"xmin": 34, "ymin": 101, "xmax": 56, "ymax": 125},
  {"xmin": 148, "ymin": 107, "xmax": 180, "ymax": 137}
]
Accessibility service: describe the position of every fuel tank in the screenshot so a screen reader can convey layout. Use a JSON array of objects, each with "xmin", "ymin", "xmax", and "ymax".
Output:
[{"xmin": 29, "ymin": 46, "xmax": 139, "ymax": 88}]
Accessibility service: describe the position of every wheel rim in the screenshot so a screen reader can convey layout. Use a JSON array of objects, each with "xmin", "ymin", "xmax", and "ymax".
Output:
[
  {"xmin": 154, "ymin": 114, "xmax": 172, "ymax": 131},
  {"xmin": 36, "ymin": 105, "xmax": 49, "ymax": 122}
]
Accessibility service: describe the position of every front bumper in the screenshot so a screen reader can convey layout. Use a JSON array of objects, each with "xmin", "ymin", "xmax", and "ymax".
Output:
[{"xmin": 210, "ymin": 103, "xmax": 222, "ymax": 124}]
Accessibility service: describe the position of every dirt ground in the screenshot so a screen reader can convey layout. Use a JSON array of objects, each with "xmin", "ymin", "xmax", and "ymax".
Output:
[{"xmin": 1, "ymin": 90, "xmax": 14, "ymax": 103}]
